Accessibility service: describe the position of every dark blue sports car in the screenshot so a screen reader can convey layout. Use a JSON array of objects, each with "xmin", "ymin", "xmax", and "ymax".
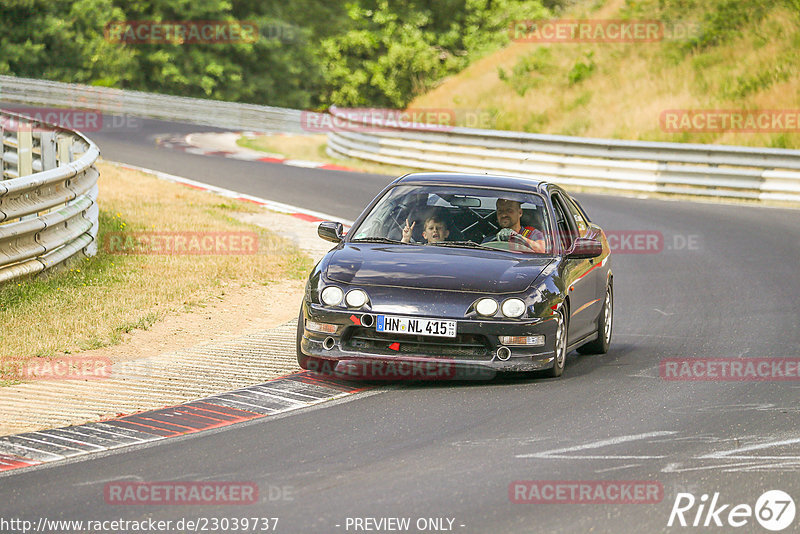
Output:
[{"xmin": 297, "ymin": 172, "xmax": 613, "ymax": 379}]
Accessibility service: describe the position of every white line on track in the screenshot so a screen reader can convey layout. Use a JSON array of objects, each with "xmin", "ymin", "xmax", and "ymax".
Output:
[
  {"xmin": 594, "ymin": 463, "xmax": 641, "ymax": 473},
  {"xmin": 698, "ymin": 436, "xmax": 800, "ymax": 459},
  {"xmin": 516, "ymin": 430, "xmax": 677, "ymax": 459}
]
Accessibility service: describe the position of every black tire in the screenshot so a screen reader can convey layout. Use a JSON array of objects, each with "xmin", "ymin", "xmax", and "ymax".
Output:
[
  {"xmin": 545, "ymin": 306, "xmax": 568, "ymax": 378},
  {"xmin": 577, "ymin": 284, "xmax": 613, "ymax": 355}
]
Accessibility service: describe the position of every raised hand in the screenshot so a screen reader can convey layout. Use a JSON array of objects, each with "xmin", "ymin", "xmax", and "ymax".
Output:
[{"xmin": 401, "ymin": 218, "xmax": 415, "ymax": 243}]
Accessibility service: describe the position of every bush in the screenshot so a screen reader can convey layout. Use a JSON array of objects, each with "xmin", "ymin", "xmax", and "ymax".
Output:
[
  {"xmin": 684, "ymin": 0, "xmax": 771, "ymax": 50},
  {"xmin": 567, "ymin": 52, "xmax": 595, "ymax": 86},
  {"xmin": 498, "ymin": 47, "xmax": 555, "ymax": 96}
]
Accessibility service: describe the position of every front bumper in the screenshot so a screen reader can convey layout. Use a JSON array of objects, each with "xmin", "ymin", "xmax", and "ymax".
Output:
[{"xmin": 300, "ymin": 302, "xmax": 559, "ymax": 377}]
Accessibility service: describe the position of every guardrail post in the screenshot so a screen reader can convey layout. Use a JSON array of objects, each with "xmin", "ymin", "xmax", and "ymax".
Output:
[
  {"xmin": 0, "ymin": 119, "xmax": 5, "ymax": 178},
  {"xmin": 17, "ymin": 123, "xmax": 33, "ymax": 177},
  {"xmin": 40, "ymin": 131, "xmax": 57, "ymax": 171},
  {"xmin": 57, "ymin": 134, "xmax": 73, "ymax": 164}
]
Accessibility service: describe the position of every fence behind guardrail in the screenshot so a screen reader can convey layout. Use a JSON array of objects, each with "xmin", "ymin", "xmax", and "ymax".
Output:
[
  {"xmin": 0, "ymin": 75, "xmax": 312, "ymax": 134},
  {"xmin": 325, "ymin": 106, "xmax": 800, "ymax": 203},
  {"xmin": 0, "ymin": 110, "xmax": 100, "ymax": 284}
]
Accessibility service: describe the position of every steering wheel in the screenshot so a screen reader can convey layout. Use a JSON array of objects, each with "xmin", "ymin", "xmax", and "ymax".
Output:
[
  {"xmin": 383, "ymin": 206, "xmax": 412, "ymax": 240},
  {"xmin": 388, "ymin": 206, "xmax": 410, "ymax": 229},
  {"xmin": 482, "ymin": 230, "xmax": 534, "ymax": 252},
  {"xmin": 480, "ymin": 240, "xmax": 512, "ymax": 251}
]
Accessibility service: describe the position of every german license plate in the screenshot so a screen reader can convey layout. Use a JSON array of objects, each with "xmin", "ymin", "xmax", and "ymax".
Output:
[{"xmin": 376, "ymin": 315, "xmax": 456, "ymax": 338}]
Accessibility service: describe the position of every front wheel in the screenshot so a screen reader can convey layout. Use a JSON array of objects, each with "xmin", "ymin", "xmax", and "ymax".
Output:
[
  {"xmin": 577, "ymin": 284, "xmax": 613, "ymax": 355},
  {"xmin": 545, "ymin": 306, "xmax": 568, "ymax": 378}
]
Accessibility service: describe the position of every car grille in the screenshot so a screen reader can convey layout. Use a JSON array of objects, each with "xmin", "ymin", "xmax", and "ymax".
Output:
[{"xmin": 343, "ymin": 327, "xmax": 492, "ymax": 361}]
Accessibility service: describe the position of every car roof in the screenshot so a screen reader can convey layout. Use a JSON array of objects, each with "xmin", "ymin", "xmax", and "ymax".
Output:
[{"xmin": 394, "ymin": 172, "xmax": 549, "ymax": 194}]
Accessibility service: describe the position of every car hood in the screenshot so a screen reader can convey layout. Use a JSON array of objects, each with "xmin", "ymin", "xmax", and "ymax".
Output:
[{"xmin": 324, "ymin": 243, "xmax": 554, "ymax": 293}]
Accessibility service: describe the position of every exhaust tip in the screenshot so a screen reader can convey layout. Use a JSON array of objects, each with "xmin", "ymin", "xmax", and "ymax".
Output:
[
  {"xmin": 496, "ymin": 346, "xmax": 512, "ymax": 361},
  {"xmin": 360, "ymin": 314, "xmax": 375, "ymax": 328},
  {"xmin": 323, "ymin": 337, "xmax": 336, "ymax": 350}
]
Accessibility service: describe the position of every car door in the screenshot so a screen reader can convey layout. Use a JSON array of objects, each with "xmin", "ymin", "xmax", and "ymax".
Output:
[
  {"xmin": 564, "ymin": 193, "xmax": 605, "ymax": 293},
  {"xmin": 551, "ymin": 190, "xmax": 597, "ymax": 342}
]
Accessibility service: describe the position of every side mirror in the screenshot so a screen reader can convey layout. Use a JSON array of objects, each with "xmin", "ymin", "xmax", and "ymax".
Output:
[
  {"xmin": 318, "ymin": 221, "xmax": 344, "ymax": 243},
  {"xmin": 567, "ymin": 237, "xmax": 602, "ymax": 259}
]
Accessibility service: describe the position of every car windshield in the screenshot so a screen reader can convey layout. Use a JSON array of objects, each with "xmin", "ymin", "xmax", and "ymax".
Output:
[{"xmin": 349, "ymin": 185, "xmax": 552, "ymax": 254}]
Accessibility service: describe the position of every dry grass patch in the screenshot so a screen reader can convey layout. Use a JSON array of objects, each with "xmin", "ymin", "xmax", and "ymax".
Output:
[
  {"xmin": 0, "ymin": 162, "xmax": 313, "ymax": 384},
  {"xmin": 411, "ymin": 0, "xmax": 800, "ymax": 148}
]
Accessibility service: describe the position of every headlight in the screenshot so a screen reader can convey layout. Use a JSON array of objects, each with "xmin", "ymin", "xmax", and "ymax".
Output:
[
  {"xmin": 345, "ymin": 289, "xmax": 368, "ymax": 308},
  {"xmin": 321, "ymin": 286, "xmax": 344, "ymax": 306},
  {"xmin": 501, "ymin": 298, "xmax": 526, "ymax": 318},
  {"xmin": 476, "ymin": 298, "xmax": 498, "ymax": 316}
]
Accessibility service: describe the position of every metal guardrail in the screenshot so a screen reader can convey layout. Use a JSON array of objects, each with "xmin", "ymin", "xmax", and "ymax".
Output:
[
  {"xmin": 326, "ymin": 106, "xmax": 800, "ymax": 203},
  {"xmin": 5, "ymin": 75, "xmax": 799, "ymax": 205},
  {"xmin": 0, "ymin": 75, "xmax": 312, "ymax": 134},
  {"xmin": 0, "ymin": 109, "xmax": 99, "ymax": 283}
]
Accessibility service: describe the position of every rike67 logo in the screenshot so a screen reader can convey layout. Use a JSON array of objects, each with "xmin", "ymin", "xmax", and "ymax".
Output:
[{"xmin": 668, "ymin": 490, "xmax": 795, "ymax": 531}]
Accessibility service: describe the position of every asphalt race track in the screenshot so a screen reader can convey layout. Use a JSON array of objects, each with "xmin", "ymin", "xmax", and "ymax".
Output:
[{"xmin": 2, "ymin": 116, "xmax": 800, "ymax": 533}]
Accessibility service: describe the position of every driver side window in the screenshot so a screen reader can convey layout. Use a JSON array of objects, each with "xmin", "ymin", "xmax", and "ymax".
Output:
[
  {"xmin": 551, "ymin": 193, "xmax": 578, "ymax": 251},
  {"xmin": 563, "ymin": 196, "xmax": 588, "ymax": 237}
]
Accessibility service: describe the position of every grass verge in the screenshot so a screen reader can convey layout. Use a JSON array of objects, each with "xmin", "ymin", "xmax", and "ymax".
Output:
[
  {"xmin": 236, "ymin": 133, "xmax": 416, "ymax": 177},
  {"xmin": 0, "ymin": 161, "xmax": 313, "ymax": 385}
]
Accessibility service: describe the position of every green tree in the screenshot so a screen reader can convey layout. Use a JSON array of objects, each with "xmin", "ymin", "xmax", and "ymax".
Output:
[
  {"xmin": 318, "ymin": 0, "xmax": 549, "ymax": 108},
  {"xmin": 0, "ymin": 0, "xmax": 134, "ymax": 86},
  {"xmin": 1, "ymin": 0, "xmax": 555, "ymax": 109}
]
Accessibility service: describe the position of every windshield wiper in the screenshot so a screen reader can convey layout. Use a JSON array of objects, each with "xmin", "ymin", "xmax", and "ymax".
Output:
[
  {"xmin": 427, "ymin": 240, "xmax": 492, "ymax": 249},
  {"xmin": 430, "ymin": 240, "xmax": 547, "ymax": 254},
  {"xmin": 350, "ymin": 237, "xmax": 409, "ymax": 244}
]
